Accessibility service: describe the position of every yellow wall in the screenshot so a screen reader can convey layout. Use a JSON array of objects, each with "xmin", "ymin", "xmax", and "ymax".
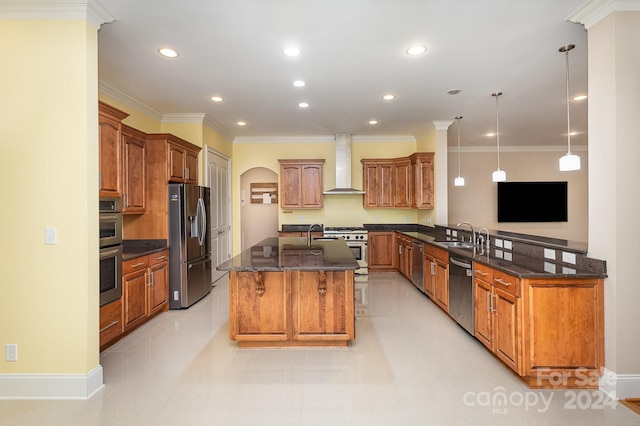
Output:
[
  {"xmin": 0, "ymin": 20, "xmax": 99, "ymax": 374},
  {"xmin": 230, "ymin": 139, "xmax": 420, "ymax": 255},
  {"xmin": 97, "ymin": 94, "xmax": 162, "ymax": 133}
]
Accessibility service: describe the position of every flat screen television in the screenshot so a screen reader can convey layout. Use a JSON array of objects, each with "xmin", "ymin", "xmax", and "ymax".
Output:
[{"xmin": 497, "ymin": 181, "xmax": 568, "ymax": 223}]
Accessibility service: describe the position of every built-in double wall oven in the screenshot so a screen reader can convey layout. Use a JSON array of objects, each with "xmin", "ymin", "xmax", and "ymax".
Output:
[{"xmin": 99, "ymin": 197, "xmax": 123, "ymax": 306}]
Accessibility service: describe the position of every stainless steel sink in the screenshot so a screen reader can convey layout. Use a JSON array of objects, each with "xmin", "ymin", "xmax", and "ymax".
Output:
[{"xmin": 436, "ymin": 241, "xmax": 475, "ymax": 249}]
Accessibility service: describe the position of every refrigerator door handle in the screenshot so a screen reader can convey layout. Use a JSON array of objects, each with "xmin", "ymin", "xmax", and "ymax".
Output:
[{"xmin": 197, "ymin": 197, "xmax": 207, "ymax": 246}]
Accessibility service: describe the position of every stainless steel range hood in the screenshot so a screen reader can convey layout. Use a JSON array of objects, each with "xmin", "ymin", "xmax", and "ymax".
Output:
[{"xmin": 323, "ymin": 133, "xmax": 365, "ymax": 195}]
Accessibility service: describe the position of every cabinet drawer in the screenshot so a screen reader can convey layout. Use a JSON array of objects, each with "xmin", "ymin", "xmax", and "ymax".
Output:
[
  {"xmin": 123, "ymin": 256, "xmax": 149, "ymax": 275},
  {"xmin": 100, "ymin": 299, "xmax": 123, "ymax": 347},
  {"xmin": 149, "ymin": 250, "xmax": 169, "ymax": 266},
  {"xmin": 474, "ymin": 263, "xmax": 494, "ymax": 282},
  {"xmin": 493, "ymin": 269, "xmax": 520, "ymax": 297}
]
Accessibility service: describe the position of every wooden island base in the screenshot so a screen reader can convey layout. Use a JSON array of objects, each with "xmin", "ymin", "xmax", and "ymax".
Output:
[{"xmin": 229, "ymin": 270, "xmax": 356, "ymax": 348}]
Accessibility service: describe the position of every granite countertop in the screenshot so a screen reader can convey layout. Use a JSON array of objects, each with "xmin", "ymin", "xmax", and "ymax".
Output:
[
  {"xmin": 122, "ymin": 239, "xmax": 168, "ymax": 261},
  {"xmin": 217, "ymin": 236, "xmax": 359, "ymax": 272},
  {"xmin": 398, "ymin": 231, "xmax": 606, "ymax": 279}
]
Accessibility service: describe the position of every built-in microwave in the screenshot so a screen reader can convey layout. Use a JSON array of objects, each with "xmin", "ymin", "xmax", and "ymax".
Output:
[{"xmin": 99, "ymin": 198, "xmax": 122, "ymax": 248}]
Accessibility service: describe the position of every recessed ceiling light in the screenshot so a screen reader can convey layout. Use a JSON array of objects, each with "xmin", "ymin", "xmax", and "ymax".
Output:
[
  {"xmin": 158, "ymin": 48, "xmax": 178, "ymax": 58},
  {"xmin": 382, "ymin": 94, "xmax": 396, "ymax": 101},
  {"xmin": 369, "ymin": 120, "xmax": 378, "ymax": 125},
  {"xmin": 406, "ymin": 45, "xmax": 427, "ymax": 56},
  {"xmin": 210, "ymin": 96, "xmax": 223, "ymax": 102},
  {"xmin": 237, "ymin": 121, "xmax": 246, "ymax": 126},
  {"xmin": 572, "ymin": 95, "xmax": 587, "ymax": 101},
  {"xmin": 447, "ymin": 89, "xmax": 462, "ymax": 95},
  {"xmin": 284, "ymin": 47, "xmax": 300, "ymax": 57},
  {"xmin": 292, "ymin": 80, "xmax": 306, "ymax": 87},
  {"xmin": 298, "ymin": 102, "xmax": 309, "ymax": 108}
]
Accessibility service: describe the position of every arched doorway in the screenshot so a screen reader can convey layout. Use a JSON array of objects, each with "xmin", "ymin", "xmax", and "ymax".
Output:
[{"xmin": 240, "ymin": 167, "xmax": 279, "ymax": 250}]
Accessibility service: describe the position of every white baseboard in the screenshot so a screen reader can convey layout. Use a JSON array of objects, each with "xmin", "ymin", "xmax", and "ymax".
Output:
[
  {"xmin": 0, "ymin": 365, "xmax": 103, "ymax": 400},
  {"xmin": 600, "ymin": 368, "xmax": 640, "ymax": 399}
]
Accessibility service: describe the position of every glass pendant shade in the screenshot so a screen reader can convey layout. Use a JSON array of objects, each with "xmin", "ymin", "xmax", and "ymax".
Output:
[
  {"xmin": 492, "ymin": 169, "xmax": 507, "ymax": 182},
  {"xmin": 559, "ymin": 44, "xmax": 581, "ymax": 171},
  {"xmin": 454, "ymin": 176, "xmax": 465, "ymax": 186},
  {"xmin": 559, "ymin": 153, "xmax": 581, "ymax": 171}
]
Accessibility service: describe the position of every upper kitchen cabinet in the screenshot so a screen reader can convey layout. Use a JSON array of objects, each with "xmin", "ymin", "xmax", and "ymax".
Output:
[
  {"xmin": 362, "ymin": 152, "xmax": 434, "ymax": 210},
  {"xmin": 278, "ymin": 159, "xmax": 324, "ymax": 209},
  {"xmin": 361, "ymin": 159, "xmax": 393, "ymax": 208},
  {"xmin": 147, "ymin": 134, "xmax": 201, "ymax": 184},
  {"xmin": 121, "ymin": 125, "xmax": 146, "ymax": 214},
  {"xmin": 411, "ymin": 153, "xmax": 434, "ymax": 209},
  {"xmin": 393, "ymin": 158, "xmax": 412, "ymax": 208},
  {"xmin": 98, "ymin": 102, "xmax": 129, "ymax": 197}
]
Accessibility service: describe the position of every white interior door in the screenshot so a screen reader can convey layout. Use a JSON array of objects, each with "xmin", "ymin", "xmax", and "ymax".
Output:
[{"xmin": 206, "ymin": 147, "xmax": 231, "ymax": 284}]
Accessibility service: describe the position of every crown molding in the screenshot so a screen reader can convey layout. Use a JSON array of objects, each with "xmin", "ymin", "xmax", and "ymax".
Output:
[
  {"xmin": 0, "ymin": 0, "xmax": 116, "ymax": 28},
  {"xmin": 98, "ymin": 78, "xmax": 162, "ymax": 122},
  {"xmin": 448, "ymin": 144, "xmax": 589, "ymax": 153},
  {"xmin": 161, "ymin": 113, "xmax": 205, "ymax": 123},
  {"xmin": 203, "ymin": 116, "xmax": 233, "ymax": 140},
  {"xmin": 568, "ymin": 0, "xmax": 640, "ymax": 29},
  {"xmin": 233, "ymin": 134, "xmax": 416, "ymax": 144},
  {"xmin": 416, "ymin": 120, "xmax": 454, "ymax": 139}
]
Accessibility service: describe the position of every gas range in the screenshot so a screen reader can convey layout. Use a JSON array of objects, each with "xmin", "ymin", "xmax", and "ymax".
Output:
[
  {"xmin": 323, "ymin": 227, "xmax": 368, "ymax": 242},
  {"xmin": 323, "ymin": 227, "xmax": 368, "ymax": 275}
]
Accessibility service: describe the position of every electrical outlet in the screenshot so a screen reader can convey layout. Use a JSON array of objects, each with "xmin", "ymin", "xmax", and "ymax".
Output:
[
  {"xmin": 494, "ymin": 238, "xmax": 503, "ymax": 248},
  {"xmin": 504, "ymin": 240, "xmax": 512, "ymax": 250},
  {"xmin": 504, "ymin": 252, "xmax": 512, "ymax": 261},
  {"xmin": 5, "ymin": 344, "xmax": 17, "ymax": 362}
]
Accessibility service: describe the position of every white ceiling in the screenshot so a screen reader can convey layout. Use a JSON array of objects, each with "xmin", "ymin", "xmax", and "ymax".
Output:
[{"xmin": 97, "ymin": 0, "xmax": 589, "ymax": 148}]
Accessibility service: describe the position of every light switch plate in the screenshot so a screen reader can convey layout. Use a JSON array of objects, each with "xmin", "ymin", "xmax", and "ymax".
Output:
[
  {"xmin": 45, "ymin": 227, "xmax": 57, "ymax": 245},
  {"xmin": 504, "ymin": 240, "xmax": 512, "ymax": 250}
]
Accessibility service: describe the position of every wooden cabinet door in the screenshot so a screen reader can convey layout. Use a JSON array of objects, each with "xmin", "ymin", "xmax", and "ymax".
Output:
[
  {"xmin": 291, "ymin": 270, "xmax": 354, "ymax": 341},
  {"xmin": 368, "ymin": 232, "xmax": 396, "ymax": 270},
  {"xmin": 493, "ymin": 287, "xmax": 520, "ymax": 373},
  {"xmin": 99, "ymin": 113, "xmax": 122, "ymax": 197},
  {"xmin": 168, "ymin": 143, "xmax": 186, "ymax": 182},
  {"xmin": 123, "ymin": 269, "xmax": 148, "ymax": 330},
  {"xmin": 99, "ymin": 299, "xmax": 123, "ymax": 350},
  {"xmin": 280, "ymin": 164, "xmax": 302, "ymax": 208},
  {"xmin": 434, "ymin": 259, "xmax": 449, "ymax": 312},
  {"xmin": 185, "ymin": 149, "xmax": 199, "ymax": 184},
  {"xmin": 122, "ymin": 131, "xmax": 146, "ymax": 213},
  {"xmin": 474, "ymin": 278, "xmax": 493, "ymax": 349},
  {"xmin": 423, "ymin": 253, "xmax": 435, "ymax": 298},
  {"xmin": 230, "ymin": 272, "xmax": 290, "ymax": 341},
  {"xmin": 412, "ymin": 153, "xmax": 435, "ymax": 209},
  {"xmin": 394, "ymin": 160, "xmax": 412, "ymax": 208},
  {"xmin": 362, "ymin": 161, "xmax": 393, "ymax": 208},
  {"xmin": 301, "ymin": 163, "xmax": 323, "ymax": 208},
  {"xmin": 148, "ymin": 261, "xmax": 168, "ymax": 316}
]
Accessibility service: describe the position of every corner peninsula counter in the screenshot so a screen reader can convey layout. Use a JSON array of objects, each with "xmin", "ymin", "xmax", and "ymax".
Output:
[{"xmin": 217, "ymin": 237, "xmax": 359, "ymax": 347}]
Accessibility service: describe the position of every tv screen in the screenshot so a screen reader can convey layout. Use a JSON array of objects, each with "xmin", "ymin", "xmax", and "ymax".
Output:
[{"xmin": 497, "ymin": 181, "xmax": 568, "ymax": 223}]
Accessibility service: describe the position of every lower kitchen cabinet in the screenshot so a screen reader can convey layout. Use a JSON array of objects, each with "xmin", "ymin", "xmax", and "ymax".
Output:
[
  {"xmin": 99, "ymin": 298, "xmax": 123, "ymax": 351},
  {"xmin": 229, "ymin": 269, "xmax": 355, "ymax": 347},
  {"xmin": 397, "ymin": 235, "xmax": 413, "ymax": 279},
  {"xmin": 123, "ymin": 250, "xmax": 169, "ymax": 333},
  {"xmin": 474, "ymin": 262, "xmax": 604, "ymax": 388},
  {"xmin": 368, "ymin": 231, "xmax": 397, "ymax": 270},
  {"xmin": 423, "ymin": 243, "xmax": 449, "ymax": 312}
]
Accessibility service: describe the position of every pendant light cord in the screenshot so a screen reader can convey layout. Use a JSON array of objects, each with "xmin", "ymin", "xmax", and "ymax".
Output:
[
  {"xmin": 565, "ymin": 48, "xmax": 572, "ymax": 155},
  {"xmin": 493, "ymin": 92, "xmax": 502, "ymax": 169},
  {"xmin": 456, "ymin": 116, "xmax": 462, "ymax": 176}
]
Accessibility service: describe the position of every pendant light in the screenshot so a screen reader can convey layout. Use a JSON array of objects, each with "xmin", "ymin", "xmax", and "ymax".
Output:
[
  {"xmin": 491, "ymin": 92, "xmax": 506, "ymax": 182},
  {"xmin": 454, "ymin": 116, "xmax": 465, "ymax": 186},
  {"xmin": 558, "ymin": 44, "xmax": 581, "ymax": 171}
]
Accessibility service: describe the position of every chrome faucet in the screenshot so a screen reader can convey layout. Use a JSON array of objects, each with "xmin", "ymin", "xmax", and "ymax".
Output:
[
  {"xmin": 456, "ymin": 222, "xmax": 476, "ymax": 245},
  {"xmin": 307, "ymin": 223, "xmax": 323, "ymax": 246},
  {"xmin": 478, "ymin": 227, "xmax": 490, "ymax": 249}
]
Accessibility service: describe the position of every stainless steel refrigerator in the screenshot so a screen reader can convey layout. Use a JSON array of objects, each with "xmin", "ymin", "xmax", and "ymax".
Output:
[{"xmin": 168, "ymin": 183, "xmax": 212, "ymax": 309}]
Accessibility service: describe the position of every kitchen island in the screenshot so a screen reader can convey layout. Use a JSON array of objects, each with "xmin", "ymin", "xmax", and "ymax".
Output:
[{"xmin": 217, "ymin": 236, "xmax": 359, "ymax": 347}]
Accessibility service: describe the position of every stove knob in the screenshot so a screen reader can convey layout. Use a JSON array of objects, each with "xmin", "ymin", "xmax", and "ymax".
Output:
[{"xmin": 345, "ymin": 235, "xmax": 350, "ymax": 240}]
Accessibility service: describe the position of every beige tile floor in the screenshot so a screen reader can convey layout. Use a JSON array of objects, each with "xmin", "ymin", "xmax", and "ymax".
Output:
[{"xmin": 1, "ymin": 272, "xmax": 638, "ymax": 425}]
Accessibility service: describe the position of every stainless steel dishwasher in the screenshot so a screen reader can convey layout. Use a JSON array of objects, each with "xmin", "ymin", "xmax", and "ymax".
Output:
[
  {"xmin": 411, "ymin": 241, "xmax": 424, "ymax": 292},
  {"xmin": 448, "ymin": 256, "xmax": 474, "ymax": 335}
]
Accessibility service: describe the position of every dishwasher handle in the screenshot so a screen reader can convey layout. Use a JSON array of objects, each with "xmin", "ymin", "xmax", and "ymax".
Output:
[{"xmin": 450, "ymin": 257, "xmax": 472, "ymax": 269}]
